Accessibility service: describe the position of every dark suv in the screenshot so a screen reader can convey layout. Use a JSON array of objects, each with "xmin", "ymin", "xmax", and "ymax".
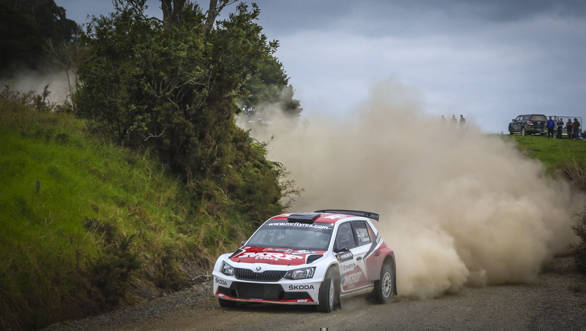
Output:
[{"xmin": 508, "ymin": 114, "xmax": 547, "ymax": 136}]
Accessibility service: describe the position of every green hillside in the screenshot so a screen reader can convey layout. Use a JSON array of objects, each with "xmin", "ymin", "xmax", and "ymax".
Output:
[
  {"xmin": 506, "ymin": 135, "xmax": 586, "ymax": 191},
  {"xmin": 0, "ymin": 94, "xmax": 252, "ymax": 329},
  {"xmin": 508, "ymin": 135, "xmax": 586, "ymax": 171}
]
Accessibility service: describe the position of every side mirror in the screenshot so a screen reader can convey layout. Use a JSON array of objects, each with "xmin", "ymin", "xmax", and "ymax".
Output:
[
  {"xmin": 240, "ymin": 240, "xmax": 247, "ymax": 247},
  {"xmin": 335, "ymin": 248, "xmax": 354, "ymax": 262}
]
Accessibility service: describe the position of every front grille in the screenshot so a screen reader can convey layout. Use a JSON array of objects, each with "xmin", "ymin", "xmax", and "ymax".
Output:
[
  {"xmin": 234, "ymin": 268, "xmax": 286, "ymax": 282},
  {"xmin": 233, "ymin": 282, "xmax": 282, "ymax": 300},
  {"xmin": 218, "ymin": 282, "xmax": 311, "ymax": 301}
]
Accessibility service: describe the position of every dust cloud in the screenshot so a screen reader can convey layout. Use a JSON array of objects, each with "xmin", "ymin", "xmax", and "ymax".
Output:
[
  {"xmin": 238, "ymin": 79, "xmax": 583, "ymax": 298},
  {"xmin": 0, "ymin": 70, "xmax": 74, "ymax": 104}
]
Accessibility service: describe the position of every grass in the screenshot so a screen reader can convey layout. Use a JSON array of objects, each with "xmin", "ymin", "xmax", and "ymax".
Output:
[
  {"xmin": 505, "ymin": 135, "xmax": 586, "ymax": 173},
  {"xmin": 0, "ymin": 94, "xmax": 252, "ymax": 329}
]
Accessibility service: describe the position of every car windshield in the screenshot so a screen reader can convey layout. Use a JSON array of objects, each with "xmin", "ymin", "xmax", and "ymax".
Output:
[
  {"xmin": 531, "ymin": 115, "xmax": 546, "ymax": 121},
  {"xmin": 246, "ymin": 220, "xmax": 334, "ymax": 251}
]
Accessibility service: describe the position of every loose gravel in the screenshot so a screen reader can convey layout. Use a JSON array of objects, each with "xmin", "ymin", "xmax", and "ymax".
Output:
[{"xmin": 44, "ymin": 257, "xmax": 586, "ymax": 331}]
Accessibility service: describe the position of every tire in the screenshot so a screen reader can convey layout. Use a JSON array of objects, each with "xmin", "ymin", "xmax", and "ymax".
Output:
[
  {"xmin": 521, "ymin": 128, "xmax": 526, "ymax": 136},
  {"xmin": 218, "ymin": 298, "xmax": 236, "ymax": 308},
  {"xmin": 318, "ymin": 268, "xmax": 338, "ymax": 312},
  {"xmin": 373, "ymin": 262, "xmax": 394, "ymax": 304}
]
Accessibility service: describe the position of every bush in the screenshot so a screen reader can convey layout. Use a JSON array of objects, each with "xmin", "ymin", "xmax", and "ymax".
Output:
[{"xmin": 74, "ymin": 2, "xmax": 285, "ymax": 225}]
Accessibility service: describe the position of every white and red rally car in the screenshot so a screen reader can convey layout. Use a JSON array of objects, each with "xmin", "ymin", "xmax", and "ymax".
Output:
[{"xmin": 212, "ymin": 209, "xmax": 397, "ymax": 312}]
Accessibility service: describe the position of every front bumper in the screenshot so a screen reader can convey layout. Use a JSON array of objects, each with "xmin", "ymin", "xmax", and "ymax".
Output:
[{"xmin": 213, "ymin": 273, "xmax": 321, "ymax": 305}]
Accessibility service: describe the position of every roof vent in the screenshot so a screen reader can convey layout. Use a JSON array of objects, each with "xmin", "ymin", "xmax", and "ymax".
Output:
[{"xmin": 287, "ymin": 213, "xmax": 321, "ymax": 223}]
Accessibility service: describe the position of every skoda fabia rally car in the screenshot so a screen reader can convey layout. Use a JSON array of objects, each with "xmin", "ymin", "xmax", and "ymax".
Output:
[{"xmin": 212, "ymin": 209, "xmax": 397, "ymax": 312}]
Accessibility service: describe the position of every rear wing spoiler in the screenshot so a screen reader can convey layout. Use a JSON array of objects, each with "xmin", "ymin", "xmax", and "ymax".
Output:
[{"xmin": 314, "ymin": 209, "xmax": 379, "ymax": 221}]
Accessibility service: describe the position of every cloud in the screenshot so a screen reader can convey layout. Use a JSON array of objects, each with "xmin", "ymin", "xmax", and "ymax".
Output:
[
  {"xmin": 263, "ymin": 2, "xmax": 586, "ymax": 132},
  {"xmin": 56, "ymin": 0, "xmax": 586, "ymax": 131}
]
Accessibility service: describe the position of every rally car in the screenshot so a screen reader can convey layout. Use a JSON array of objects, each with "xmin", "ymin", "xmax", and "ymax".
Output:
[{"xmin": 212, "ymin": 209, "xmax": 397, "ymax": 312}]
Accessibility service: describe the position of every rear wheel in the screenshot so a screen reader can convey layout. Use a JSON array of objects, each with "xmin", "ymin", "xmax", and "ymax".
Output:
[
  {"xmin": 318, "ymin": 268, "xmax": 338, "ymax": 312},
  {"xmin": 218, "ymin": 298, "xmax": 236, "ymax": 308},
  {"xmin": 373, "ymin": 262, "xmax": 394, "ymax": 304}
]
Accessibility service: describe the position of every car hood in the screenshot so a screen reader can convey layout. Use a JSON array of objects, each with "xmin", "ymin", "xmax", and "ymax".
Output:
[{"xmin": 229, "ymin": 246, "xmax": 325, "ymax": 266}]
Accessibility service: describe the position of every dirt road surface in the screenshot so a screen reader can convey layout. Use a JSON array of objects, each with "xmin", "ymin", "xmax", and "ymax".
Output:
[{"xmin": 46, "ymin": 257, "xmax": 586, "ymax": 331}]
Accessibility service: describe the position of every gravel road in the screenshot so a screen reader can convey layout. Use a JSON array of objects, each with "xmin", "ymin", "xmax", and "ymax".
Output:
[{"xmin": 45, "ymin": 257, "xmax": 586, "ymax": 331}]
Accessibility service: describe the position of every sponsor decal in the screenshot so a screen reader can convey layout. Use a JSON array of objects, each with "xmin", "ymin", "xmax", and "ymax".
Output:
[
  {"xmin": 267, "ymin": 222, "xmax": 333, "ymax": 231},
  {"xmin": 240, "ymin": 252, "xmax": 304, "ymax": 261},
  {"xmin": 342, "ymin": 262, "xmax": 356, "ymax": 272},
  {"xmin": 342, "ymin": 271, "xmax": 361, "ymax": 286},
  {"xmin": 288, "ymin": 284, "xmax": 315, "ymax": 291},
  {"xmin": 215, "ymin": 277, "xmax": 228, "ymax": 286}
]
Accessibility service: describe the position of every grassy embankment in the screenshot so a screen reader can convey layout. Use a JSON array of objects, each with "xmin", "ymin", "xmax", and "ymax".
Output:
[
  {"xmin": 0, "ymin": 95, "xmax": 251, "ymax": 329},
  {"xmin": 507, "ymin": 135, "xmax": 586, "ymax": 190}
]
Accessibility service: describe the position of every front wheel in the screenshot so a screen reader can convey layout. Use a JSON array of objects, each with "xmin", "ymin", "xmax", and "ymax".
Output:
[
  {"xmin": 318, "ymin": 268, "xmax": 338, "ymax": 312},
  {"xmin": 373, "ymin": 263, "xmax": 394, "ymax": 304}
]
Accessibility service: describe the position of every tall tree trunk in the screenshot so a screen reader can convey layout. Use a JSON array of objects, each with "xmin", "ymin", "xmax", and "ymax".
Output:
[
  {"xmin": 204, "ymin": 0, "xmax": 236, "ymax": 33},
  {"xmin": 204, "ymin": 0, "xmax": 218, "ymax": 32},
  {"xmin": 161, "ymin": 0, "xmax": 186, "ymax": 24}
]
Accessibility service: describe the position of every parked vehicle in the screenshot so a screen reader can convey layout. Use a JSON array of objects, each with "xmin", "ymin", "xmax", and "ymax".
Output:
[
  {"xmin": 508, "ymin": 114, "xmax": 547, "ymax": 136},
  {"xmin": 212, "ymin": 210, "xmax": 396, "ymax": 312}
]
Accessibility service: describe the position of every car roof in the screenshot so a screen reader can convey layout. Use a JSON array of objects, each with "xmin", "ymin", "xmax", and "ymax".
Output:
[{"xmin": 270, "ymin": 213, "xmax": 368, "ymax": 224}]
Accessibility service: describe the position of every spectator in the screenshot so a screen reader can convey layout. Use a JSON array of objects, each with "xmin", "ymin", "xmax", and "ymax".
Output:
[
  {"xmin": 459, "ymin": 114, "xmax": 466, "ymax": 126},
  {"xmin": 556, "ymin": 117, "xmax": 564, "ymax": 139},
  {"xmin": 547, "ymin": 116, "xmax": 555, "ymax": 138},
  {"xmin": 451, "ymin": 115, "xmax": 457, "ymax": 124},
  {"xmin": 566, "ymin": 119, "xmax": 573, "ymax": 139},
  {"xmin": 573, "ymin": 118, "xmax": 581, "ymax": 140}
]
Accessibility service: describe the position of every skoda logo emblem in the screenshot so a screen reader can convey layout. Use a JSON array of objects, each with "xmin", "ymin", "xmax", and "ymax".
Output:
[{"xmin": 255, "ymin": 266, "xmax": 262, "ymax": 272}]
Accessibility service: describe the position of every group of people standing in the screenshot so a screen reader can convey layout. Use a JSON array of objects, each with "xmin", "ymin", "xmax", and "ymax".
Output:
[
  {"xmin": 441, "ymin": 114, "xmax": 466, "ymax": 126},
  {"xmin": 546, "ymin": 117, "xmax": 582, "ymax": 139}
]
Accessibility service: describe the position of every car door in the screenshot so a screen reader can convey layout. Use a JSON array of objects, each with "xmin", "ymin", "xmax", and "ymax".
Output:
[
  {"xmin": 333, "ymin": 222, "xmax": 360, "ymax": 292},
  {"xmin": 349, "ymin": 221, "xmax": 374, "ymax": 288}
]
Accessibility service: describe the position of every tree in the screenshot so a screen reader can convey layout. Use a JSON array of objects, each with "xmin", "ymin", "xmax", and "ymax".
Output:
[
  {"xmin": 0, "ymin": 0, "xmax": 79, "ymax": 74},
  {"xmin": 75, "ymin": 1, "xmax": 287, "ymax": 221}
]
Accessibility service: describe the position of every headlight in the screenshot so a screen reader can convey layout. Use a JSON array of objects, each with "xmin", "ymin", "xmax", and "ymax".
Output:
[
  {"xmin": 221, "ymin": 261, "xmax": 234, "ymax": 276},
  {"xmin": 284, "ymin": 267, "xmax": 315, "ymax": 280}
]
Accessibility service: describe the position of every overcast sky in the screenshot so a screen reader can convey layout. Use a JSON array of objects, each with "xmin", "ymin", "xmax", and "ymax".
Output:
[{"xmin": 56, "ymin": 0, "xmax": 586, "ymax": 132}]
